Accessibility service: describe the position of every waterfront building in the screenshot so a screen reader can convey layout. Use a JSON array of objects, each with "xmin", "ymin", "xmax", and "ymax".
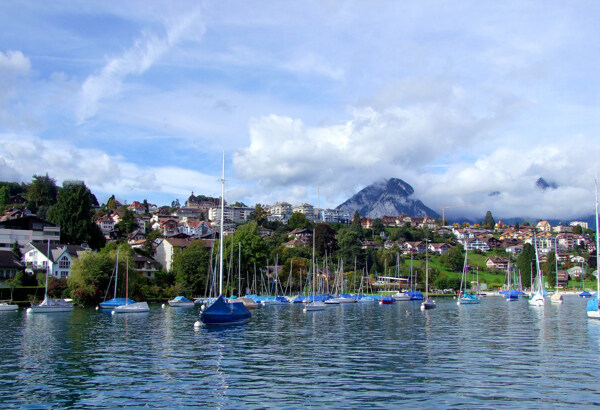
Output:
[
  {"xmin": 0, "ymin": 216, "xmax": 60, "ymax": 251},
  {"xmin": 23, "ymin": 242, "xmax": 90, "ymax": 279},
  {"xmin": 0, "ymin": 250, "xmax": 24, "ymax": 280}
]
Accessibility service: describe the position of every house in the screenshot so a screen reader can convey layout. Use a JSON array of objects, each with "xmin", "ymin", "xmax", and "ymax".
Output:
[
  {"xmin": 179, "ymin": 220, "xmax": 214, "ymax": 238},
  {"xmin": 461, "ymin": 237, "xmax": 490, "ymax": 252},
  {"xmin": 133, "ymin": 254, "xmax": 160, "ymax": 279},
  {"xmin": 127, "ymin": 201, "xmax": 146, "ymax": 215},
  {"xmin": 96, "ymin": 215, "xmax": 115, "ymax": 239},
  {"xmin": 567, "ymin": 266, "xmax": 585, "ymax": 278},
  {"xmin": 0, "ymin": 250, "xmax": 24, "ymax": 280},
  {"xmin": 402, "ymin": 241, "xmax": 427, "ymax": 254},
  {"xmin": 0, "ymin": 208, "xmax": 31, "ymax": 222},
  {"xmin": 259, "ymin": 227, "xmax": 272, "ymax": 237},
  {"xmin": 154, "ymin": 237, "xmax": 213, "ymax": 272},
  {"xmin": 429, "ymin": 243, "xmax": 453, "ymax": 255},
  {"xmin": 486, "ymin": 257, "xmax": 509, "ymax": 271},
  {"xmin": 557, "ymin": 271, "xmax": 569, "ymax": 287},
  {"xmin": 361, "ymin": 241, "xmax": 383, "ymax": 250},
  {"xmin": 127, "ymin": 229, "xmax": 146, "ymax": 245},
  {"xmin": 152, "ymin": 218, "xmax": 179, "ymax": 237},
  {"xmin": 23, "ymin": 242, "xmax": 89, "ymax": 279},
  {"xmin": 485, "ymin": 237, "xmax": 503, "ymax": 249},
  {"xmin": 453, "ymin": 228, "xmax": 475, "ymax": 240},
  {"xmin": 536, "ymin": 220, "xmax": 552, "ymax": 233},
  {"xmin": 284, "ymin": 239, "xmax": 306, "ymax": 248},
  {"xmin": 289, "ymin": 228, "xmax": 312, "ymax": 244},
  {"xmin": 505, "ymin": 245, "xmax": 524, "ymax": 255}
]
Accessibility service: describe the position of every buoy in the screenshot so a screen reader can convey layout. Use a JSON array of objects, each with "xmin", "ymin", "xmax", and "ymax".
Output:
[
  {"xmin": 95, "ymin": 306, "xmax": 99, "ymax": 311},
  {"xmin": 194, "ymin": 321, "xmax": 202, "ymax": 329},
  {"xmin": 26, "ymin": 308, "xmax": 32, "ymax": 314},
  {"xmin": 161, "ymin": 304, "xmax": 166, "ymax": 309},
  {"xmin": 201, "ymin": 305, "xmax": 206, "ymax": 311},
  {"xmin": 111, "ymin": 310, "xmax": 116, "ymax": 315}
]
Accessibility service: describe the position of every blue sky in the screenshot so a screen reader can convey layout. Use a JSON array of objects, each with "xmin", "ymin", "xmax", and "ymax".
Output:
[{"xmin": 0, "ymin": 1, "xmax": 599, "ymax": 220}]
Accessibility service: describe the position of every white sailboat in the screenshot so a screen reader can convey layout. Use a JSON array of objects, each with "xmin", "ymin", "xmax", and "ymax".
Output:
[
  {"xmin": 528, "ymin": 233, "xmax": 545, "ymax": 307},
  {"xmin": 393, "ymin": 253, "xmax": 411, "ymax": 301},
  {"xmin": 112, "ymin": 257, "xmax": 149, "ymax": 314},
  {"xmin": 27, "ymin": 242, "xmax": 74, "ymax": 313},
  {"xmin": 0, "ymin": 300, "xmax": 18, "ymax": 311},
  {"xmin": 421, "ymin": 241, "xmax": 436, "ymax": 310},
  {"xmin": 457, "ymin": 248, "xmax": 480, "ymax": 305},
  {"xmin": 550, "ymin": 239, "xmax": 563, "ymax": 304},
  {"xmin": 587, "ymin": 180, "xmax": 600, "ymax": 319},
  {"xmin": 304, "ymin": 227, "xmax": 326, "ymax": 312}
]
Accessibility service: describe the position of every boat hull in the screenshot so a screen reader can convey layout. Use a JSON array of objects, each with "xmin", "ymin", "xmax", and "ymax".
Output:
[
  {"xmin": 304, "ymin": 301, "xmax": 326, "ymax": 311},
  {"xmin": 421, "ymin": 298, "xmax": 436, "ymax": 310},
  {"xmin": 113, "ymin": 302, "xmax": 150, "ymax": 313},
  {"xmin": 0, "ymin": 304, "xmax": 18, "ymax": 311}
]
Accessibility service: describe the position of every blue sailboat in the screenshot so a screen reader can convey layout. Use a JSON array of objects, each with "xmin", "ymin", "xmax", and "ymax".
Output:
[
  {"xmin": 99, "ymin": 249, "xmax": 135, "ymax": 309},
  {"xmin": 457, "ymin": 248, "xmax": 480, "ymax": 305},
  {"xmin": 200, "ymin": 152, "xmax": 251, "ymax": 325}
]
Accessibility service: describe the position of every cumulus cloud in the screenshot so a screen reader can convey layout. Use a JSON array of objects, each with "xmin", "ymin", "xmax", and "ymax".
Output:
[
  {"xmin": 76, "ymin": 10, "xmax": 203, "ymax": 123},
  {"xmin": 0, "ymin": 132, "xmax": 219, "ymax": 206}
]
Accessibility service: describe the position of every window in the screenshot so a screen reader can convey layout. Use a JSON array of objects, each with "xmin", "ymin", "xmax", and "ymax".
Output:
[{"xmin": 59, "ymin": 257, "xmax": 70, "ymax": 269}]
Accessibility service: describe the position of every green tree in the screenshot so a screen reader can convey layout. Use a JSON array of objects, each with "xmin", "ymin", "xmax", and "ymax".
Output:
[
  {"xmin": 337, "ymin": 228, "xmax": 363, "ymax": 269},
  {"xmin": 248, "ymin": 204, "xmax": 269, "ymax": 225},
  {"xmin": 144, "ymin": 229, "xmax": 164, "ymax": 255},
  {"xmin": 106, "ymin": 195, "xmax": 117, "ymax": 210},
  {"xmin": 544, "ymin": 251, "xmax": 557, "ymax": 288},
  {"xmin": 0, "ymin": 186, "xmax": 10, "ymax": 208},
  {"xmin": 172, "ymin": 240, "xmax": 212, "ymax": 296},
  {"xmin": 372, "ymin": 218, "xmax": 385, "ymax": 238},
  {"xmin": 517, "ymin": 243, "xmax": 536, "ymax": 288},
  {"xmin": 225, "ymin": 222, "xmax": 270, "ymax": 284},
  {"xmin": 27, "ymin": 174, "xmax": 58, "ymax": 213},
  {"xmin": 572, "ymin": 225, "xmax": 583, "ymax": 235},
  {"xmin": 441, "ymin": 245, "xmax": 465, "ymax": 272},
  {"xmin": 116, "ymin": 209, "xmax": 137, "ymax": 236},
  {"xmin": 351, "ymin": 210, "xmax": 362, "ymax": 233},
  {"xmin": 315, "ymin": 223, "xmax": 337, "ymax": 257},
  {"xmin": 68, "ymin": 248, "xmax": 117, "ymax": 304},
  {"xmin": 484, "ymin": 211, "xmax": 495, "ymax": 230},
  {"xmin": 11, "ymin": 241, "xmax": 22, "ymax": 260},
  {"xmin": 288, "ymin": 212, "xmax": 312, "ymax": 230},
  {"xmin": 47, "ymin": 181, "xmax": 105, "ymax": 249}
]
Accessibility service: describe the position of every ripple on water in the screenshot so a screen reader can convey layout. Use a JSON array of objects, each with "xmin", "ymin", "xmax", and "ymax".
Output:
[{"xmin": 2, "ymin": 297, "xmax": 600, "ymax": 407}]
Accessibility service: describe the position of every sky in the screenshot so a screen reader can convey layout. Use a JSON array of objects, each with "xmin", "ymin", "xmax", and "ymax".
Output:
[{"xmin": 0, "ymin": 1, "xmax": 599, "ymax": 221}]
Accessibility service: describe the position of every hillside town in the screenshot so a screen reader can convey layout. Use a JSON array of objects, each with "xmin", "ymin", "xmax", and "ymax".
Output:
[{"xmin": 0, "ymin": 185, "xmax": 596, "ymax": 290}]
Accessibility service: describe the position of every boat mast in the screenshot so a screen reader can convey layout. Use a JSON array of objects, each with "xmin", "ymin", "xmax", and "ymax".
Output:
[
  {"xmin": 114, "ymin": 248, "xmax": 119, "ymax": 300},
  {"xmin": 125, "ymin": 256, "xmax": 129, "ymax": 305},
  {"xmin": 596, "ymin": 179, "xmax": 599, "ymax": 307},
  {"xmin": 219, "ymin": 151, "xmax": 225, "ymax": 296},
  {"xmin": 44, "ymin": 241, "xmax": 50, "ymax": 300}
]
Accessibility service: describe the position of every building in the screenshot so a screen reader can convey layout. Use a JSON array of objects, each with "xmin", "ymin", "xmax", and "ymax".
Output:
[
  {"xmin": 133, "ymin": 254, "xmax": 160, "ymax": 279},
  {"xmin": 23, "ymin": 242, "xmax": 90, "ymax": 279},
  {"xmin": 0, "ymin": 250, "xmax": 24, "ymax": 280},
  {"xmin": 154, "ymin": 237, "xmax": 213, "ymax": 272},
  {"xmin": 316, "ymin": 208, "xmax": 351, "ymax": 224},
  {"xmin": 485, "ymin": 257, "xmax": 509, "ymax": 271},
  {"xmin": 570, "ymin": 221, "xmax": 589, "ymax": 230},
  {"xmin": 292, "ymin": 203, "xmax": 315, "ymax": 221},
  {"xmin": 208, "ymin": 206, "xmax": 253, "ymax": 224},
  {"xmin": 0, "ymin": 216, "xmax": 60, "ymax": 250}
]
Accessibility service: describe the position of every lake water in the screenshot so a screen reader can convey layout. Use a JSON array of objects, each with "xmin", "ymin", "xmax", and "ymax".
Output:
[{"xmin": 1, "ymin": 295, "xmax": 600, "ymax": 408}]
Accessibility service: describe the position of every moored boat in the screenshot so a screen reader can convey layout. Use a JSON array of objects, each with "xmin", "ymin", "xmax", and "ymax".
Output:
[
  {"xmin": 0, "ymin": 300, "xmax": 18, "ymax": 311},
  {"xmin": 168, "ymin": 296, "xmax": 195, "ymax": 307}
]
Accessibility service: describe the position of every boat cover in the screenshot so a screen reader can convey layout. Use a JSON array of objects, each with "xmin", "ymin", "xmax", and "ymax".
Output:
[
  {"xmin": 407, "ymin": 291, "xmax": 424, "ymax": 300},
  {"xmin": 99, "ymin": 298, "xmax": 136, "ymax": 308},
  {"xmin": 587, "ymin": 298, "xmax": 599, "ymax": 311},
  {"xmin": 200, "ymin": 295, "xmax": 251, "ymax": 324},
  {"xmin": 172, "ymin": 296, "xmax": 193, "ymax": 302}
]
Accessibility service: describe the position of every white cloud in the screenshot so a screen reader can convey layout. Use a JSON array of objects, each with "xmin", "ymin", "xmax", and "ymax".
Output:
[{"xmin": 76, "ymin": 10, "xmax": 203, "ymax": 123}]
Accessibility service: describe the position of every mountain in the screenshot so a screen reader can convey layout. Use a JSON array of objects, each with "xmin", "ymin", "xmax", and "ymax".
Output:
[
  {"xmin": 535, "ymin": 177, "xmax": 558, "ymax": 191},
  {"xmin": 336, "ymin": 178, "xmax": 439, "ymax": 219}
]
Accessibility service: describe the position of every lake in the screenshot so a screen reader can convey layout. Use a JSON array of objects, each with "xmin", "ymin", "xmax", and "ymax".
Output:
[{"xmin": 1, "ymin": 295, "xmax": 600, "ymax": 408}]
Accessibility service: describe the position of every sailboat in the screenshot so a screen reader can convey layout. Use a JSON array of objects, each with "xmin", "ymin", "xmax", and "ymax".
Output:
[
  {"xmin": 112, "ymin": 256, "xmax": 149, "ymax": 313},
  {"xmin": 200, "ymin": 153, "xmax": 251, "ymax": 325},
  {"xmin": 528, "ymin": 233, "xmax": 545, "ymax": 307},
  {"xmin": 499, "ymin": 260, "xmax": 522, "ymax": 301},
  {"xmin": 99, "ymin": 249, "xmax": 135, "ymax": 309},
  {"xmin": 0, "ymin": 300, "xmax": 18, "ymax": 311},
  {"xmin": 421, "ymin": 242, "xmax": 436, "ymax": 310},
  {"xmin": 27, "ymin": 242, "xmax": 74, "ymax": 313},
  {"xmin": 550, "ymin": 240, "xmax": 563, "ymax": 304},
  {"xmin": 457, "ymin": 248, "xmax": 480, "ymax": 305},
  {"xmin": 579, "ymin": 266, "xmax": 592, "ymax": 298},
  {"xmin": 304, "ymin": 227, "xmax": 326, "ymax": 312},
  {"xmin": 406, "ymin": 253, "xmax": 424, "ymax": 300},
  {"xmin": 393, "ymin": 252, "xmax": 411, "ymax": 301},
  {"xmin": 587, "ymin": 180, "xmax": 600, "ymax": 319}
]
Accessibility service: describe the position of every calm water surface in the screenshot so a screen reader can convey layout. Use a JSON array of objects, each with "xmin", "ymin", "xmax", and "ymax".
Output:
[{"xmin": 1, "ymin": 296, "xmax": 600, "ymax": 408}]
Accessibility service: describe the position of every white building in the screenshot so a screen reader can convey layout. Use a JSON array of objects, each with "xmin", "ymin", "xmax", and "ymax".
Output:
[
  {"xmin": 292, "ymin": 203, "xmax": 315, "ymax": 221},
  {"xmin": 0, "ymin": 216, "xmax": 60, "ymax": 251},
  {"xmin": 208, "ymin": 206, "xmax": 253, "ymax": 223},
  {"xmin": 23, "ymin": 242, "xmax": 90, "ymax": 279},
  {"xmin": 570, "ymin": 221, "xmax": 589, "ymax": 229}
]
